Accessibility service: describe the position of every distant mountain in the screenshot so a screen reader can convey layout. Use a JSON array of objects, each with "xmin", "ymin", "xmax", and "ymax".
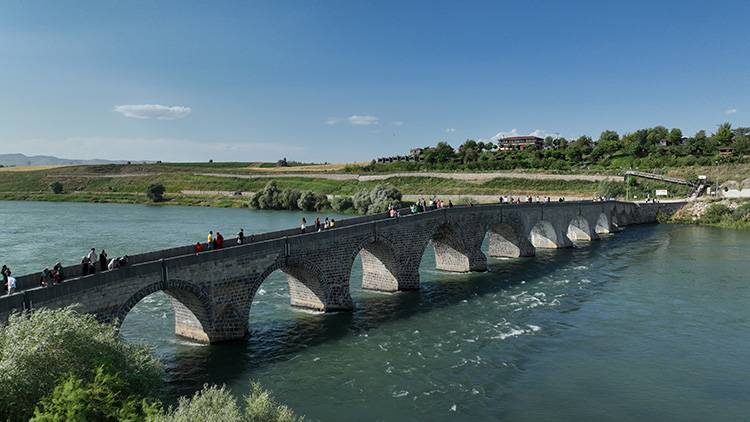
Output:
[{"xmin": 0, "ymin": 153, "xmax": 129, "ymax": 167}]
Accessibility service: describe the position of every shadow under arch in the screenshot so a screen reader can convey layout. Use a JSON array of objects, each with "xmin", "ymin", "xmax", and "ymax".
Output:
[
  {"xmin": 430, "ymin": 222, "xmax": 487, "ymax": 272},
  {"xmin": 486, "ymin": 222, "xmax": 536, "ymax": 258},
  {"xmin": 252, "ymin": 259, "xmax": 332, "ymax": 313},
  {"xmin": 531, "ymin": 220, "xmax": 561, "ymax": 248},
  {"xmin": 567, "ymin": 215, "xmax": 595, "ymax": 241},
  {"xmin": 118, "ymin": 279, "xmax": 212, "ymax": 343},
  {"xmin": 355, "ymin": 239, "xmax": 410, "ymax": 292}
]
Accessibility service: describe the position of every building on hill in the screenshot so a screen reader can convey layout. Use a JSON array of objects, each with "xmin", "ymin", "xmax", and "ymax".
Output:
[{"xmin": 497, "ymin": 136, "xmax": 543, "ymax": 151}]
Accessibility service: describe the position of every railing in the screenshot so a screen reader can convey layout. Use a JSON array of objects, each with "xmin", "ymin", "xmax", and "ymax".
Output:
[{"xmin": 624, "ymin": 170, "xmax": 695, "ymax": 187}]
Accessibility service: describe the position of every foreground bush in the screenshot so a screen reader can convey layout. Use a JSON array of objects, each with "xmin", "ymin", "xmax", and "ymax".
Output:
[
  {"xmin": 152, "ymin": 383, "xmax": 302, "ymax": 422},
  {"xmin": 31, "ymin": 367, "xmax": 161, "ymax": 421},
  {"xmin": 0, "ymin": 307, "xmax": 163, "ymax": 421}
]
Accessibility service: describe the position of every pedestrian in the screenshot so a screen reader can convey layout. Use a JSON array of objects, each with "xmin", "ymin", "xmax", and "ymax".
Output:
[
  {"xmin": 301, "ymin": 217, "xmax": 307, "ymax": 233},
  {"xmin": 99, "ymin": 250, "xmax": 108, "ymax": 271},
  {"xmin": 194, "ymin": 242, "xmax": 204, "ymax": 253},
  {"xmin": 315, "ymin": 217, "xmax": 321, "ymax": 231},
  {"xmin": 448, "ymin": 200, "xmax": 454, "ymax": 208},
  {"xmin": 1, "ymin": 265, "xmax": 10, "ymax": 287},
  {"xmin": 237, "ymin": 228, "xmax": 245, "ymax": 245},
  {"xmin": 40, "ymin": 268, "xmax": 51, "ymax": 287},
  {"xmin": 324, "ymin": 217, "xmax": 330, "ymax": 229},
  {"xmin": 215, "ymin": 232, "xmax": 224, "ymax": 249},
  {"xmin": 81, "ymin": 255, "xmax": 91, "ymax": 276},
  {"xmin": 53, "ymin": 262, "xmax": 64, "ymax": 283},
  {"xmin": 108, "ymin": 257, "xmax": 118, "ymax": 271},
  {"xmin": 330, "ymin": 218, "xmax": 336, "ymax": 228},
  {"xmin": 87, "ymin": 248, "xmax": 97, "ymax": 267},
  {"xmin": 7, "ymin": 276, "xmax": 16, "ymax": 296},
  {"xmin": 207, "ymin": 231, "xmax": 214, "ymax": 250}
]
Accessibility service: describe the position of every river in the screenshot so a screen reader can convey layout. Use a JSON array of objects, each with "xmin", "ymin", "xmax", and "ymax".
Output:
[{"xmin": 1, "ymin": 201, "xmax": 748, "ymax": 421}]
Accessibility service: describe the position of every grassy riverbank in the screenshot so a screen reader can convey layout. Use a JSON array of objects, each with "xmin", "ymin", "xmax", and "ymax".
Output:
[
  {"xmin": 667, "ymin": 200, "xmax": 750, "ymax": 229},
  {"xmin": 0, "ymin": 163, "xmax": 691, "ymax": 209}
]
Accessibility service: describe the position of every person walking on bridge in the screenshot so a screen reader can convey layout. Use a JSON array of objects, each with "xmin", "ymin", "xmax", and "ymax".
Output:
[
  {"xmin": 215, "ymin": 232, "xmax": 224, "ymax": 249},
  {"xmin": 1, "ymin": 265, "xmax": 10, "ymax": 288},
  {"xmin": 6, "ymin": 275, "xmax": 16, "ymax": 296},
  {"xmin": 300, "ymin": 217, "xmax": 307, "ymax": 233},
  {"xmin": 207, "ymin": 231, "xmax": 214, "ymax": 250},
  {"xmin": 237, "ymin": 228, "xmax": 245, "ymax": 245},
  {"xmin": 99, "ymin": 250, "xmax": 108, "ymax": 271}
]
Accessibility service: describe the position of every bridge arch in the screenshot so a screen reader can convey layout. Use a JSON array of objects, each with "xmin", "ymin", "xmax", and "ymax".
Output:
[
  {"xmin": 567, "ymin": 215, "xmax": 595, "ymax": 241},
  {"xmin": 595, "ymin": 213, "xmax": 611, "ymax": 234},
  {"xmin": 430, "ymin": 222, "xmax": 487, "ymax": 272},
  {"xmin": 530, "ymin": 220, "xmax": 561, "ymax": 249},
  {"xmin": 486, "ymin": 223, "xmax": 535, "ymax": 258},
  {"xmin": 355, "ymin": 239, "xmax": 404, "ymax": 292},
  {"xmin": 253, "ymin": 259, "xmax": 332, "ymax": 312},
  {"xmin": 117, "ymin": 279, "xmax": 212, "ymax": 343}
]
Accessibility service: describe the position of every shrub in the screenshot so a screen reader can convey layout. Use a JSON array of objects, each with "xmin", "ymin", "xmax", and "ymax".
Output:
[
  {"xmin": 596, "ymin": 181, "xmax": 625, "ymax": 199},
  {"xmin": 152, "ymin": 383, "xmax": 302, "ymax": 422},
  {"xmin": 702, "ymin": 203, "xmax": 731, "ymax": 224},
  {"xmin": 297, "ymin": 191, "xmax": 317, "ymax": 211},
  {"xmin": 146, "ymin": 183, "xmax": 166, "ymax": 202},
  {"xmin": 352, "ymin": 184, "xmax": 402, "ymax": 215},
  {"xmin": 331, "ymin": 196, "xmax": 354, "ymax": 212},
  {"xmin": 0, "ymin": 307, "xmax": 163, "ymax": 421},
  {"xmin": 30, "ymin": 367, "xmax": 161, "ymax": 421},
  {"xmin": 279, "ymin": 189, "xmax": 301, "ymax": 211},
  {"xmin": 49, "ymin": 181, "xmax": 63, "ymax": 194},
  {"xmin": 733, "ymin": 202, "xmax": 750, "ymax": 221},
  {"xmin": 257, "ymin": 181, "xmax": 281, "ymax": 209},
  {"xmin": 313, "ymin": 193, "xmax": 330, "ymax": 211}
]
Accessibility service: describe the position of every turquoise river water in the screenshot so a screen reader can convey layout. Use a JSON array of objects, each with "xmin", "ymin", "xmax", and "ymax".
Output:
[{"xmin": 1, "ymin": 201, "xmax": 749, "ymax": 421}]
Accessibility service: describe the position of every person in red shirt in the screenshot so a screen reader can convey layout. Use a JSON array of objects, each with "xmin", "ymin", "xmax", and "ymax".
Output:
[
  {"xmin": 215, "ymin": 232, "xmax": 224, "ymax": 249},
  {"xmin": 194, "ymin": 242, "xmax": 204, "ymax": 253}
]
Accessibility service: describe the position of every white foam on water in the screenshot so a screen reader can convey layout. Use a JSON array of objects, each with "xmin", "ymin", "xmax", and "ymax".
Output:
[
  {"xmin": 527, "ymin": 324, "xmax": 541, "ymax": 332},
  {"xmin": 449, "ymin": 404, "xmax": 457, "ymax": 412},
  {"xmin": 574, "ymin": 265, "xmax": 588, "ymax": 270},
  {"xmin": 392, "ymin": 390, "xmax": 409, "ymax": 398},
  {"xmin": 312, "ymin": 357, "xmax": 320, "ymax": 362},
  {"xmin": 257, "ymin": 288, "xmax": 266, "ymax": 296}
]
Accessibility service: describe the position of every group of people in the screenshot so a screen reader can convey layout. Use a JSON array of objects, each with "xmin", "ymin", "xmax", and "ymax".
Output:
[
  {"xmin": 2, "ymin": 265, "xmax": 15, "ymax": 295},
  {"xmin": 499, "ymin": 195, "xmax": 563, "ymax": 204},
  {"xmin": 300, "ymin": 217, "xmax": 337, "ymax": 233},
  {"xmin": 39, "ymin": 262, "xmax": 67, "ymax": 287},
  {"xmin": 195, "ymin": 228, "xmax": 251, "ymax": 253}
]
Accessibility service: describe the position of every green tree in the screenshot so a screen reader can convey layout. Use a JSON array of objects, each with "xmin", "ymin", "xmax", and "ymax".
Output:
[
  {"xmin": 296, "ymin": 191, "xmax": 317, "ymax": 211},
  {"xmin": 146, "ymin": 184, "xmax": 166, "ymax": 202},
  {"xmin": 279, "ymin": 189, "xmax": 301, "ymax": 210},
  {"xmin": 0, "ymin": 307, "xmax": 163, "ymax": 421},
  {"xmin": 458, "ymin": 140, "xmax": 480, "ymax": 164},
  {"xmin": 331, "ymin": 196, "xmax": 354, "ymax": 212},
  {"xmin": 49, "ymin": 181, "xmax": 64, "ymax": 194},
  {"xmin": 31, "ymin": 367, "xmax": 161, "ymax": 422},
  {"xmin": 713, "ymin": 122, "xmax": 734, "ymax": 145},
  {"xmin": 668, "ymin": 128, "xmax": 683, "ymax": 146}
]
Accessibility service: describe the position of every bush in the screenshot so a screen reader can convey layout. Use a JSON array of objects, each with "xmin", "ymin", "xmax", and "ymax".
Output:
[
  {"xmin": 596, "ymin": 181, "xmax": 625, "ymax": 199},
  {"xmin": 152, "ymin": 383, "xmax": 302, "ymax": 422},
  {"xmin": 313, "ymin": 193, "xmax": 330, "ymax": 211},
  {"xmin": 296, "ymin": 191, "xmax": 317, "ymax": 211},
  {"xmin": 279, "ymin": 189, "xmax": 301, "ymax": 210},
  {"xmin": 733, "ymin": 202, "xmax": 750, "ymax": 221},
  {"xmin": 702, "ymin": 203, "xmax": 731, "ymax": 224},
  {"xmin": 31, "ymin": 367, "xmax": 161, "ymax": 421},
  {"xmin": 331, "ymin": 196, "xmax": 354, "ymax": 212},
  {"xmin": 146, "ymin": 183, "xmax": 166, "ymax": 202},
  {"xmin": 0, "ymin": 307, "xmax": 163, "ymax": 421},
  {"xmin": 352, "ymin": 184, "xmax": 402, "ymax": 214},
  {"xmin": 49, "ymin": 181, "xmax": 63, "ymax": 194}
]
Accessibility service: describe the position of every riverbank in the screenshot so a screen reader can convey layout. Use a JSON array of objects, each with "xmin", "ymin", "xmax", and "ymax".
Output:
[
  {"xmin": 0, "ymin": 165, "xmax": 689, "ymax": 210},
  {"xmin": 667, "ymin": 199, "xmax": 750, "ymax": 229}
]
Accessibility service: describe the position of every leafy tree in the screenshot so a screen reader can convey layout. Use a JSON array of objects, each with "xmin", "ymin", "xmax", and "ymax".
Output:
[
  {"xmin": 31, "ymin": 367, "xmax": 161, "ymax": 422},
  {"xmin": 49, "ymin": 181, "xmax": 64, "ymax": 194},
  {"xmin": 296, "ymin": 191, "xmax": 317, "ymax": 211},
  {"xmin": 313, "ymin": 193, "xmax": 330, "ymax": 211},
  {"xmin": 702, "ymin": 203, "xmax": 731, "ymax": 224},
  {"xmin": 331, "ymin": 196, "xmax": 354, "ymax": 212},
  {"xmin": 279, "ymin": 189, "xmax": 301, "ymax": 210},
  {"xmin": 146, "ymin": 184, "xmax": 166, "ymax": 202},
  {"xmin": 668, "ymin": 128, "xmax": 683, "ymax": 146},
  {"xmin": 714, "ymin": 122, "xmax": 734, "ymax": 145},
  {"xmin": 257, "ymin": 181, "xmax": 281, "ymax": 209},
  {"xmin": 152, "ymin": 383, "xmax": 302, "ymax": 422},
  {"xmin": 458, "ymin": 140, "xmax": 480, "ymax": 164},
  {"xmin": 0, "ymin": 307, "xmax": 163, "ymax": 421}
]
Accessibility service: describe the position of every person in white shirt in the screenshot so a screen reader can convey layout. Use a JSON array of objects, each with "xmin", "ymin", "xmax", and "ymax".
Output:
[{"xmin": 7, "ymin": 276, "xmax": 16, "ymax": 295}]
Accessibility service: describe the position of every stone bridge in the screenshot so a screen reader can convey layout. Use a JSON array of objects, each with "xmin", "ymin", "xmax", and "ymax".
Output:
[{"xmin": 0, "ymin": 201, "xmax": 683, "ymax": 343}]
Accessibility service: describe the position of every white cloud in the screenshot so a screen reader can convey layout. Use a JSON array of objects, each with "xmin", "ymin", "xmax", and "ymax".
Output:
[
  {"xmin": 391, "ymin": 121, "xmax": 404, "ymax": 127},
  {"xmin": 726, "ymin": 108, "xmax": 737, "ymax": 115},
  {"xmin": 348, "ymin": 115, "xmax": 379, "ymax": 125},
  {"xmin": 444, "ymin": 128, "xmax": 456, "ymax": 133},
  {"xmin": 490, "ymin": 128, "xmax": 520, "ymax": 141},
  {"xmin": 113, "ymin": 104, "xmax": 192, "ymax": 120},
  {"xmin": 325, "ymin": 117, "xmax": 341, "ymax": 125}
]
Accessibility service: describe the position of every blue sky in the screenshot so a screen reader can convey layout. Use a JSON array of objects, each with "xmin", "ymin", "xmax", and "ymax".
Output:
[{"xmin": 1, "ymin": 0, "xmax": 748, "ymax": 162}]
